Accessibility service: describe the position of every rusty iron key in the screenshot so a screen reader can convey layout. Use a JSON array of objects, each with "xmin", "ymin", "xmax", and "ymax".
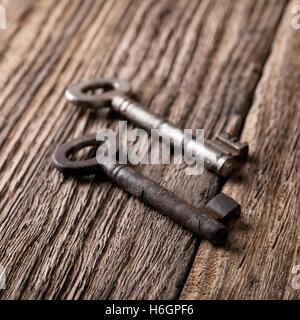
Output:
[
  {"xmin": 65, "ymin": 78, "xmax": 248, "ymax": 177},
  {"xmin": 53, "ymin": 134, "xmax": 240, "ymax": 246}
]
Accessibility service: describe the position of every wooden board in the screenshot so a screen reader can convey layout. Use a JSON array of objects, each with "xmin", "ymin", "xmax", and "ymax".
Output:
[
  {"xmin": 0, "ymin": 0, "xmax": 290, "ymax": 299},
  {"xmin": 182, "ymin": 0, "xmax": 300, "ymax": 300}
]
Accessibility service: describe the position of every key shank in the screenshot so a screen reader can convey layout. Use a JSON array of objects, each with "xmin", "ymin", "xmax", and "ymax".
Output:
[{"xmin": 110, "ymin": 95, "xmax": 236, "ymax": 177}]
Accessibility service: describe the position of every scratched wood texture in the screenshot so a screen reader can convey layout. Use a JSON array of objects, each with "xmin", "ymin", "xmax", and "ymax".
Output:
[
  {"xmin": 0, "ymin": 0, "xmax": 291, "ymax": 299},
  {"xmin": 182, "ymin": 0, "xmax": 300, "ymax": 300}
]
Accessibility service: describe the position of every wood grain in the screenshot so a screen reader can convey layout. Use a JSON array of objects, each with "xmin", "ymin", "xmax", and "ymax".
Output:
[
  {"xmin": 182, "ymin": 0, "xmax": 300, "ymax": 300},
  {"xmin": 0, "ymin": 0, "xmax": 288, "ymax": 299}
]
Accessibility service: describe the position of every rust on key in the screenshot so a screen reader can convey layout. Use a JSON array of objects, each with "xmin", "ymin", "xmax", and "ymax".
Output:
[{"xmin": 53, "ymin": 134, "xmax": 241, "ymax": 246}]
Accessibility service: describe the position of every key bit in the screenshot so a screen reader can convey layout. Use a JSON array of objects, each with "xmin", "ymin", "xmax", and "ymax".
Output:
[
  {"xmin": 215, "ymin": 132, "xmax": 249, "ymax": 160},
  {"xmin": 206, "ymin": 192, "xmax": 241, "ymax": 223}
]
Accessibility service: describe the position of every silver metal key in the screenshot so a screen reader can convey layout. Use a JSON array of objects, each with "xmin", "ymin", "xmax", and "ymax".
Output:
[{"xmin": 65, "ymin": 78, "xmax": 248, "ymax": 177}]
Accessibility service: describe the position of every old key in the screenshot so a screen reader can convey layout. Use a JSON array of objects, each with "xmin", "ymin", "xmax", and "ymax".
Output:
[
  {"xmin": 53, "ymin": 134, "xmax": 240, "ymax": 246},
  {"xmin": 65, "ymin": 78, "xmax": 248, "ymax": 177}
]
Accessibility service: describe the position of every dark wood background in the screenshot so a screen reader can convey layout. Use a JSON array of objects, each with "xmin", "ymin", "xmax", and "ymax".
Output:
[{"xmin": 0, "ymin": 0, "xmax": 299, "ymax": 299}]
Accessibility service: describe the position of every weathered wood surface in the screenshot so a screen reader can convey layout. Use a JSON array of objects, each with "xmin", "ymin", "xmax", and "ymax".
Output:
[
  {"xmin": 182, "ymin": 0, "xmax": 300, "ymax": 300},
  {"xmin": 0, "ymin": 0, "xmax": 291, "ymax": 299}
]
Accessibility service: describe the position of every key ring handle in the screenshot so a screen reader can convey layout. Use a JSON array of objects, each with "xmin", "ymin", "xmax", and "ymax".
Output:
[
  {"xmin": 53, "ymin": 134, "xmax": 102, "ymax": 176},
  {"xmin": 65, "ymin": 78, "xmax": 131, "ymax": 108}
]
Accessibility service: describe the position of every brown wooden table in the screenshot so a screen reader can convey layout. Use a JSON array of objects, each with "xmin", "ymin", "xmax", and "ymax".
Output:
[{"xmin": 0, "ymin": 0, "xmax": 299, "ymax": 299}]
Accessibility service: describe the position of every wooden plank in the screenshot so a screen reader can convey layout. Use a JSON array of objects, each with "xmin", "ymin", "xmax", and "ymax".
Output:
[
  {"xmin": 0, "ymin": 0, "xmax": 288, "ymax": 299},
  {"xmin": 181, "ymin": 0, "xmax": 300, "ymax": 300}
]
